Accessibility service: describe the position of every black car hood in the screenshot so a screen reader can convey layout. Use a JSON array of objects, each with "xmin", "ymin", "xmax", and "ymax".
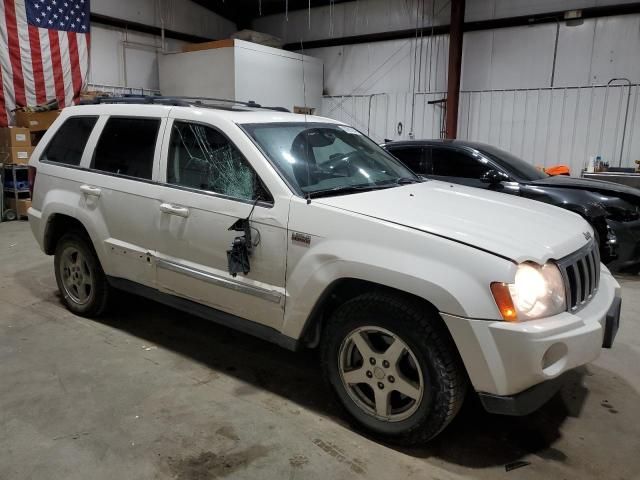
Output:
[{"xmin": 529, "ymin": 175, "xmax": 640, "ymax": 199}]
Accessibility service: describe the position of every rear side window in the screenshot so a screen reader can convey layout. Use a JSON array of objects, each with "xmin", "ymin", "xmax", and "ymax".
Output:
[
  {"xmin": 41, "ymin": 116, "xmax": 98, "ymax": 166},
  {"xmin": 389, "ymin": 147, "xmax": 430, "ymax": 174},
  {"xmin": 431, "ymin": 147, "xmax": 491, "ymax": 179},
  {"xmin": 92, "ymin": 117, "xmax": 160, "ymax": 180}
]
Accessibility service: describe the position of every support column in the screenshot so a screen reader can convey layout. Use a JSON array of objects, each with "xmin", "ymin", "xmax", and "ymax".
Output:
[{"xmin": 445, "ymin": 0, "xmax": 465, "ymax": 139}]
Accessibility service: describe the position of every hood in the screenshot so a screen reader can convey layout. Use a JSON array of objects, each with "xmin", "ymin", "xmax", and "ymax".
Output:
[
  {"xmin": 316, "ymin": 181, "xmax": 591, "ymax": 264},
  {"xmin": 530, "ymin": 175, "xmax": 640, "ymax": 199}
]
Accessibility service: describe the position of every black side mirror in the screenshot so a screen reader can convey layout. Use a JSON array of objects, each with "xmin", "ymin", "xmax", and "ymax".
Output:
[
  {"xmin": 481, "ymin": 169, "xmax": 508, "ymax": 184},
  {"xmin": 227, "ymin": 218, "xmax": 252, "ymax": 277}
]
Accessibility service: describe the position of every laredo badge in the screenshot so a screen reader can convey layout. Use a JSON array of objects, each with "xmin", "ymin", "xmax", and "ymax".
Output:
[{"xmin": 291, "ymin": 232, "xmax": 311, "ymax": 246}]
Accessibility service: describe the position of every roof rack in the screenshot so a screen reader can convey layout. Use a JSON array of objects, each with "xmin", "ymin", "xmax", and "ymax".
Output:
[{"xmin": 80, "ymin": 95, "xmax": 290, "ymax": 112}]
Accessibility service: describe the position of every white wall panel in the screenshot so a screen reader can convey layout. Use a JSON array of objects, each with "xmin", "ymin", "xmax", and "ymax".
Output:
[
  {"xmin": 89, "ymin": 24, "xmax": 179, "ymax": 90},
  {"xmin": 89, "ymin": 25, "xmax": 124, "ymax": 86},
  {"xmin": 88, "ymin": 0, "xmax": 237, "ymax": 91},
  {"xmin": 590, "ymin": 15, "xmax": 640, "ymax": 84},
  {"xmin": 490, "ymin": 24, "xmax": 557, "ymax": 89}
]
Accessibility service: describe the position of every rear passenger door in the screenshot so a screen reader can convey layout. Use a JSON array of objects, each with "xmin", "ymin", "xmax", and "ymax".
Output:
[
  {"xmin": 78, "ymin": 110, "xmax": 169, "ymax": 287},
  {"xmin": 153, "ymin": 114, "xmax": 288, "ymax": 330}
]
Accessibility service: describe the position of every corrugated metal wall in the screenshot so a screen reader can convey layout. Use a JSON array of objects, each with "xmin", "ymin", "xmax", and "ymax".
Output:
[{"xmin": 321, "ymin": 83, "xmax": 640, "ymax": 172}]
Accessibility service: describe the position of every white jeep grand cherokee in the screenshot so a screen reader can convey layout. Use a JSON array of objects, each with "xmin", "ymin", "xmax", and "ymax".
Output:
[{"xmin": 27, "ymin": 98, "xmax": 622, "ymax": 444}]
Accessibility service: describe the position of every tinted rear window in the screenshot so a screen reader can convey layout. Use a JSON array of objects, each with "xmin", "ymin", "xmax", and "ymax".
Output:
[
  {"xmin": 92, "ymin": 117, "xmax": 160, "ymax": 180},
  {"xmin": 41, "ymin": 116, "xmax": 98, "ymax": 166}
]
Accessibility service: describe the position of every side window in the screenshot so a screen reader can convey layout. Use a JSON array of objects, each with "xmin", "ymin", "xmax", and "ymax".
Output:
[
  {"xmin": 41, "ymin": 116, "xmax": 98, "ymax": 166},
  {"xmin": 167, "ymin": 121, "xmax": 271, "ymax": 202},
  {"xmin": 431, "ymin": 147, "xmax": 491, "ymax": 179},
  {"xmin": 388, "ymin": 147, "xmax": 429, "ymax": 174},
  {"xmin": 92, "ymin": 117, "xmax": 160, "ymax": 180}
]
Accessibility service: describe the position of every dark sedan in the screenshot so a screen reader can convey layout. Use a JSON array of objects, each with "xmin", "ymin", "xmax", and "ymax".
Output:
[{"xmin": 383, "ymin": 139, "xmax": 640, "ymax": 271}]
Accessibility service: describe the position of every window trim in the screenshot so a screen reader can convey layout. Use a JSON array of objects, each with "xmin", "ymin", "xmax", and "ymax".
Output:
[
  {"xmin": 38, "ymin": 115, "xmax": 100, "ymax": 167},
  {"xmin": 162, "ymin": 118, "xmax": 275, "ymax": 207},
  {"xmin": 89, "ymin": 115, "xmax": 163, "ymax": 181}
]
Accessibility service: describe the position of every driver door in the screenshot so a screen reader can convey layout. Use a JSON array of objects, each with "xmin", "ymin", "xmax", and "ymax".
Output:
[{"xmin": 154, "ymin": 115, "xmax": 289, "ymax": 330}]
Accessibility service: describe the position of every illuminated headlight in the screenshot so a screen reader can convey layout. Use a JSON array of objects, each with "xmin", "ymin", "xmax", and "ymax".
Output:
[{"xmin": 491, "ymin": 263, "xmax": 566, "ymax": 321}]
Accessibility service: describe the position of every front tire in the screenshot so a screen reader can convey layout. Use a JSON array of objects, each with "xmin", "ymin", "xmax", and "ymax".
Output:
[
  {"xmin": 321, "ymin": 291, "xmax": 467, "ymax": 445},
  {"xmin": 54, "ymin": 232, "xmax": 110, "ymax": 317}
]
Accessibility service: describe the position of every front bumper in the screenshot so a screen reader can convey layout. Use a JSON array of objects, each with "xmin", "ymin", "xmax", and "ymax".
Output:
[{"xmin": 442, "ymin": 266, "xmax": 621, "ymax": 403}]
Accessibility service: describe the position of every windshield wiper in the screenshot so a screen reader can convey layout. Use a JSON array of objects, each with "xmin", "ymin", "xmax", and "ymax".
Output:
[
  {"xmin": 394, "ymin": 177, "xmax": 424, "ymax": 184},
  {"xmin": 306, "ymin": 184, "xmax": 391, "ymax": 199}
]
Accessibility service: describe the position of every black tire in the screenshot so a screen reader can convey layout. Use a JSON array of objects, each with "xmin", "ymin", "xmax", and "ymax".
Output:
[
  {"xmin": 4, "ymin": 209, "xmax": 17, "ymax": 221},
  {"xmin": 321, "ymin": 291, "xmax": 468, "ymax": 445},
  {"xmin": 54, "ymin": 232, "xmax": 111, "ymax": 317}
]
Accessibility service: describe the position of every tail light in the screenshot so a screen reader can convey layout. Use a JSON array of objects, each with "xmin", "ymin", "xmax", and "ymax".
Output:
[{"xmin": 28, "ymin": 166, "xmax": 37, "ymax": 197}]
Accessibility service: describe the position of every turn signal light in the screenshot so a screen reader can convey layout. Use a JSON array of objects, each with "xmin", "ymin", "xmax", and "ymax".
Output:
[{"xmin": 490, "ymin": 282, "xmax": 518, "ymax": 322}]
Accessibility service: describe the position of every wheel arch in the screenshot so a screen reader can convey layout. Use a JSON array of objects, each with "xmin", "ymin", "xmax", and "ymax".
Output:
[
  {"xmin": 43, "ymin": 212, "xmax": 93, "ymax": 255},
  {"xmin": 298, "ymin": 278, "xmax": 446, "ymax": 349}
]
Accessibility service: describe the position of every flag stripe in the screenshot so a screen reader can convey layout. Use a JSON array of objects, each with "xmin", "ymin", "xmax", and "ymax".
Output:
[
  {"xmin": 0, "ymin": 63, "xmax": 7, "ymax": 126},
  {"xmin": 28, "ymin": 25, "xmax": 46, "ymax": 104},
  {"xmin": 15, "ymin": 4, "xmax": 37, "ymax": 106},
  {"xmin": 39, "ymin": 26, "xmax": 56, "ymax": 101},
  {"xmin": 77, "ymin": 32, "xmax": 89, "ymax": 90},
  {"xmin": 48, "ymin": 29, "xmax": 66, "ymax": 107},
  {"xmin": 0, "ymin": 0, "xmax": 17, "ymax": 123},
  {"xmin": 5, "ymin": 0, "xmax": 26, "ymax": 108},
  {"xmin": 57, "ymin": 30, "xmax": 73, "ymax": 107},
  {"xmin": 67, "ymin": 32, "xmax": 82, "ymax": 104}
]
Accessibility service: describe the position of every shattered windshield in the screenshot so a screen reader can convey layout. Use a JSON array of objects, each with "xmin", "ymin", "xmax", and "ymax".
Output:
[{"xmin": 241, "ymin": 122, "xmax": 419, "ymax": 196}]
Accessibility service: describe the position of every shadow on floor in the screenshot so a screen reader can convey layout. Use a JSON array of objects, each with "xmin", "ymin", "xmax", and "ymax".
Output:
[
  {"xmin": 88, "ymin": 290, "xmax": 593, "ymax": 468},
  {"xmin": 13, "ymin": 263, "xmax": 599, "ymax": 469}
]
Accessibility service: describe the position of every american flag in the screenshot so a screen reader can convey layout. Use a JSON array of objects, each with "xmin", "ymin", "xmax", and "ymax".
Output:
[{"xmin": 0, "ymin": 0, "xmax": 90, "ymax": 126}]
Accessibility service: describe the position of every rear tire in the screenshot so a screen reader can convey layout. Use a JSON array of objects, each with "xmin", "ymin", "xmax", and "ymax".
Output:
[
  {"xmin": 54, "ymin": 232, "xmax": 110, "ymax": 317},
  {"xmin": 3, "ymin": 209, "xmax": 17, "ymax": 221},
  {"xmin": 321, "ymin": 291, "xmax": 468, "ymax": 445}
]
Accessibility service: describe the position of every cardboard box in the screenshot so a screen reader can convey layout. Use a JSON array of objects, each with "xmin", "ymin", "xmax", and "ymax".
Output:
[
  {"xmin": 0, "ymin": 146, "xmax": 34, "ymax": 164},
  {"xmin": 6, "ymin": 198, "xmax": 31, "ymax": 218},
  {"xmin": 0, "ymin": 126, "xmax": 31, "ymax": 148},
  {"xmin": 15, "ymin": 110, "xmax": 60, "ymax": 132}
]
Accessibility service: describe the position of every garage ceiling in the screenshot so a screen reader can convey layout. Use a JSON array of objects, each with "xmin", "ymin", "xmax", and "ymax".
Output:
[{"xmin": 192, "ymin": 0, "xmax": 356, "ymax": 26}]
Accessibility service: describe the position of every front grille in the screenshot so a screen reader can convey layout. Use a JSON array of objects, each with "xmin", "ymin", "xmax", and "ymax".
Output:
[{"xmin": 557, "ymin": 241, "xmax": 600, "ymax": 312}]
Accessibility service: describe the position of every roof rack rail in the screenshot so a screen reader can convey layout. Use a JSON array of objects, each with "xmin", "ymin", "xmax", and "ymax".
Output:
[{"xmin": 79, "ymin": 95, "xmax": 290, "ymax": 112}]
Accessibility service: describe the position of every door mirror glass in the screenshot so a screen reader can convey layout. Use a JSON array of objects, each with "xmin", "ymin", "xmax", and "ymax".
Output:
[{"xmin": 481, "ymin": 169, "xmax": 509, "ymax": 184}]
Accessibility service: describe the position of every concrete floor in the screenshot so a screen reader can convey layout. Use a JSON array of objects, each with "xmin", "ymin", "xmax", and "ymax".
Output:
[{"xmin": 0, "ymin": 221, "xmax": 639, "ymax": 480}]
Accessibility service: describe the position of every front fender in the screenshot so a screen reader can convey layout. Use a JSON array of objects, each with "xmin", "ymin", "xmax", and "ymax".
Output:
[{"xmin": 281, "ymin": 235, "xmax": 515, "ymax": 340}]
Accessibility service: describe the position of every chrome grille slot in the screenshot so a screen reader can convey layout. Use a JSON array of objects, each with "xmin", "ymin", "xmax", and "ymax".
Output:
[{"xmin": 557, "ymin": 241, "xmax": 600, "ymax": 312}]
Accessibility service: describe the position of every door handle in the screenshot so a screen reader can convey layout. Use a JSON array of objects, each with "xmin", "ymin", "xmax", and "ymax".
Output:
[
  {"xmin": 80, "ymin": 184, "xmax": 101, "ymax": 197},
  {"xmin": 160, "ymin": 203, "xmax": 190, "ymax": 218}
]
